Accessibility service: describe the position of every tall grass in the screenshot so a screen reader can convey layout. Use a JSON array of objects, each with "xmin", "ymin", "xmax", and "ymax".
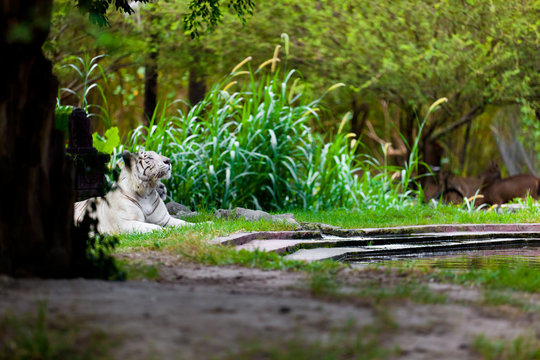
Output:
[
  {"xmin": 59, "ymin": 54, "xmax": 111, "ymax": 128},
  {"xmin": 350, "ymin": 99, "xmax": 447, "ymax": 210},
  {"xmin": 110, "ymin": 55, "xmax": 444, "ymax": 212},
  {"xmin": 119, "ymin": 59, "xmax": 365, "ymax": 211}
]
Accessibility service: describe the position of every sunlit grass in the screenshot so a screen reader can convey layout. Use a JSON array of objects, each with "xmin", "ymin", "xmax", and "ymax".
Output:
[
  {"xmin": 294, "ymin": 203, "xmax": 540, "ymax": 229},
  {"xmin": 116, "ymin": 216, "xmax": 295, "ymax": 252},
  {"xmin": 115, "ymin": 217, "xmax": 343, "ymax": 274},
  {"xmin": 114, "ymin": 203, "xmax": 540, "ymax": 276}
]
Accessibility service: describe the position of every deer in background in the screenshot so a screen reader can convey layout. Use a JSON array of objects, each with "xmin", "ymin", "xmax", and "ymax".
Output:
[
  {"xmin": 425, "ymin": 164, "xmax": 498, "ymax": 205},
  {"xmin": 477, "ymin": 162, "xmax": 540, "ymax": 205}
]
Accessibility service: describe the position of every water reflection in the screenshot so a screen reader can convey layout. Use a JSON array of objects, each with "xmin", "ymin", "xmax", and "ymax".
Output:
[{"xmin": 350, "ymin": 246, "xmax": 540, "ymax": 270}]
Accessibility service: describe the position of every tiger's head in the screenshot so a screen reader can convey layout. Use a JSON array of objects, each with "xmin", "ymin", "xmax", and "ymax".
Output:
[{"xmin": 122, "ymin": 149, "xmax": 172, "ymax": 184}]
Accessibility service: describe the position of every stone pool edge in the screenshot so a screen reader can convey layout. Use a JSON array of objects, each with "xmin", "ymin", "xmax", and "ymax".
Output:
[{"xmin": 208, "ymin": 223, "xmax": 540, "ymax": 259}]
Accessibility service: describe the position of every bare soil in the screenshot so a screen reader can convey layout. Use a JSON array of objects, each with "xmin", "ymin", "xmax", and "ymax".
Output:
[{"xmin": 1, "ymin": 251, "xmax": 539, "ymax": 359}]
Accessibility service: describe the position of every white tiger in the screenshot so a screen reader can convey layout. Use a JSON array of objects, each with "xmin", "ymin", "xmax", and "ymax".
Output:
[{"xmin": 74, "ymin": 149, "xmax": 192, "ymax": 234}]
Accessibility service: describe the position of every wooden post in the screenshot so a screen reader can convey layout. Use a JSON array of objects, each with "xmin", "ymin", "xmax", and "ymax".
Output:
[{"xmin": 67, "ymin": 108, "xmax": 110, "ymax": 201}]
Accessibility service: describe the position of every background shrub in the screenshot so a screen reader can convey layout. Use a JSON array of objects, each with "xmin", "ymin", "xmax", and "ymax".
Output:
[
  {"xmin": 109, "ymin": 61, "xmax": 429, "ymax": 211},
  {"xmin": 115, "ymin": 65, "xmax": 363, "ymax": 210}
]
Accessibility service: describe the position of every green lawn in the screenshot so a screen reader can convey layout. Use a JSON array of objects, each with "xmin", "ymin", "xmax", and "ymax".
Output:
[{"xmin": 293, "ymin": 203, "xmax": 540, "ymax": 229}]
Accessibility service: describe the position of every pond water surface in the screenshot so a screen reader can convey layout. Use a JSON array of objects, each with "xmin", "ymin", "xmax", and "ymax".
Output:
[{"xmin": 349, "ymin": 246, "xmax": 540, "ymax": 270}]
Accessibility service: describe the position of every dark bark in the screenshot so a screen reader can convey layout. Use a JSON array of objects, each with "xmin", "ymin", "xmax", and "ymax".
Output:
[
  {"xmin": 351, "ymin": 99, "xmax": 369, "ymax": 137},
  {"xmin": 419, "ymin": 140, "xmax": 443, "ymax": 188},
  {"xmin": 460, "ymin": 120, "xmax": 472, "ymax": 169},
  {"xmin": 68, "ymin": 108, "xmax": 110, "ymax": 201},
  {"xmin": 404, "ymin": 108, "xmax": 416, "ymax": 149},
  {"xmin": 143, "ymin": 41, "xmax": 158, "ymax": 126},
  {"xmin": 188, "ymin": 53, "xmax": 207, "ymax": 106},
  {"xmin": 394, "ymin": 107, "xmax": 417, "ymax": 166},
  {"xmin": 0, "ymin": 0, "xmax": 77, "ymax": 276}
]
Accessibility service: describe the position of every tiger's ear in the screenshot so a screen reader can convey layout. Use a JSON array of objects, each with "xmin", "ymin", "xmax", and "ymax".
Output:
[
  {"xmin": 137, "ymin": 147, "xmax": 145, "ymax": 158},
  {"xmin": 122, "ymin": 150, "xmax": 134, "ymax": 170}
]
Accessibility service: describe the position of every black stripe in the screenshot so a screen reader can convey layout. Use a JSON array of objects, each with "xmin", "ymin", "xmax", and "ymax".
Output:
[
  {"xmin": 150, "ymin": 196, "xmax": 161, "ymax": 214},
  {"xmin": 118, "ymin": 186, "xmax": 144, "ymax": 212},
  {"xmin": 156, "ymin": 211, "xmax": 169, "ymax": 225}
]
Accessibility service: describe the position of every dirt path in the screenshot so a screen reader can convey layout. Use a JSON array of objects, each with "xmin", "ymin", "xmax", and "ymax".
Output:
[{"xmin": 1, "ymin": 252, "xmax": 539, "ymax": 359}]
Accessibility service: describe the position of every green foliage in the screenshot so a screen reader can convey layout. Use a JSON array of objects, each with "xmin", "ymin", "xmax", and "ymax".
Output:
[
  {"xmin": 48, "ymin": 0, "xmax": 540, "ymax": 177},
  {"xmin": 0, "ymin": 303, "xmax": 111, "ymax": 360},
  {"xmin": 112, "ymin": 63, "xmax": 450, "ymax": 212},
  {"xmin": 201, "ymin": 0, "xmax": 539, "ymax": 171},
  {"xmin": 184, "ymin": 0, "xmax": 255, "ymax": 38},
  {"xmin": 115, "ymin": 218, "xmax": 343, "ymax": 274},
  {"xmin": 59, "ymin": 54, "xmax": 111, "ymax": 128},
  {"xmin": 117, "ymin": 260, "xmax": 160, "ymax": 280},
  {"xmin": 54, "ymin": 101, "xmax": 72, "ymax": 132},
  {"xmin": 75, "ymin": 0, "xmax": 255, "ymax": 39},
  {"xmin": 72, "ymin": 201, "xmax": 126, "ymax": 280},
  {"xmin": 308, "ymin": 271, "xmax": 340, "ymax": 296},
  {"xmin": 84, "ymin": 232, "xmax": 126, "ymax": 280},
  {"xmin": 437, "ymin": 260, "xmax": 540, "ymax": 293},
  {"xmin": 119, "ymin": 63, "xmax": 364, "ymax": 211},
  {"xmin": 227, "ymin": 329, "xmax": 394, "ymax": 360},
  {"xmin": 92, "ymin": 126, "xmax": 120, "ymax": 154},
  {"xmin": 76, "ymin": 0, "xmax": 150, "ymax": 26},
  {"xmin": 294, "ymin": 201, "xmax": 540, "ymax": 229},
  {"xmin": 473, "ymin": 335, "xmax": 540, "ymax": 360}
]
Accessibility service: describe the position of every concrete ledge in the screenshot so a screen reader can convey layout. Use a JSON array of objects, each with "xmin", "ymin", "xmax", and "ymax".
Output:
[
  {"xmin": 209, "ymin": 230, "xmax": 322, "ymax": 246},
  {"xmin": 343, "ymin": 223, "xmax": 540, "ymax": 236},
  {"xmin": 236, "ymin": 239, "xmax": 332, "ymax": 254},
  {"xmin": 208, "ymin": 223, "xmax": 540, "ymax": 263},
  {"xmin": 284, "ymin": 237, "xmax": 540, "ymax": 262},
  {"xmin": 232, "ymin": 231, "xmax": 540, "ymax": 255}
]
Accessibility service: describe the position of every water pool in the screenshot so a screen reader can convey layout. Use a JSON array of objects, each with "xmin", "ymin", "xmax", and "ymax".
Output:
[{"xmin": 349, "ymin": 246, "xmax": 540, "ymax": 270}]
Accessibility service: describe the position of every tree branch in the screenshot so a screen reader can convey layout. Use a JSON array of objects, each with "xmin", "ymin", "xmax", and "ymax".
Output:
[{"xmin": 428, "ymin": 104, "xmax": 485, "ymax": 142}]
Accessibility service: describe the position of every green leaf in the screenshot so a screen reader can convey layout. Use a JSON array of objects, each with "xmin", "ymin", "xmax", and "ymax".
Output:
[
  {"xmin": 93, "ymin": 127, "xmax": 120, "ymax": 154},
  {"xmin": 54, "ymin": 105, "xmax": 72, "ymax": 132}
]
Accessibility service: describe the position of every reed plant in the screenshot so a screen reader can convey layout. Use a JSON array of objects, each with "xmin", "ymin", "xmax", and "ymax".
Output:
[
  {"xmin": 58, "ymin": 53, "xmax": 111, "ymax": 128},
  {"xmin": 113, "ymin": 55, "xmax": 445, "ymax": 212},
  {"xmin": 120, "ymin": 58, "xmax": 365, "ymax": 211},
  {"xmin": 351, "ymin": 99, "xmax": 447, "ymax": 210}
]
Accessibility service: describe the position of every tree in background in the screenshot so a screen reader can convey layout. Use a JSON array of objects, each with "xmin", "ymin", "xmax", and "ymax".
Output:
[
  {"xmin": 1, "ymin": 0, "xmax": 71, "ymax": 276},
  {"xmin": 48, "ymin": 0, "xmax": 539, "ymax": 175},
  {"xmin": 205, "ymin": 0, "xmax": 539, "ymax": 172},
  {"xmin": 0, "ymin": 0, "xmax": 255, "ymax": 277}
]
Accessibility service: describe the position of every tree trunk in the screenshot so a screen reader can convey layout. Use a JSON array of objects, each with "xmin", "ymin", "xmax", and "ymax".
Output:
[
  {"xmin": 460, "ymin": 120, "xmax": 472, "ymax": 169},
  {"xmin": 188, "ymin": 53, "xmax": 207, "ymax": 106},
  {"xmin": 395, "ymin": 107, "xmax": 417, "ymax": 166},
  {"xmin": 0, "ymin": 0, "xmax": 75, "ymax": 276},
  {"xmin": 143, "ymin": 35, "xmax": 158, "ymax": 126},
  {"xmin": 351, "ymin": 99, "xmax": 369, "ymax": 137}
]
